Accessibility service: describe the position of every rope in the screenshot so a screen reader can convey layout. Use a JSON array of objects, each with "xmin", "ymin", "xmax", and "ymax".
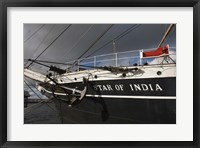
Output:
[
  {"xmin": 24, "ymin": 24, "xmax": 45, "ymax": 43},
  {"xmin": 157, "ymin": 24, "xmax": 174, "ymax": 48},
  {"xmin": 24, "ymin": 79, "xmax": 57, "ymax": 112},
  {"xmin": 60, "ymin": 24, "xmax": 94, "ymax": 60},
  {"xmin": 24, "ymin": 25, "xmax": 56, "ymax": 67},
  {"xmin": 84, "ymin": 24, "xmax": 141, "ymax": 58},
  {"xmin": 26, "ymin": 24, "xmax": 72, "ymax": 68},
  {"xmin": 73, "ymin": 24, "xmax": 114, "ymax": 65},
  {"xmin": 26, "ymin": 59, "xmax": 70, "ymax": 65},
  {"xmin": 24, "ymin": 80, "xmax": 42, "ymax": 99}
]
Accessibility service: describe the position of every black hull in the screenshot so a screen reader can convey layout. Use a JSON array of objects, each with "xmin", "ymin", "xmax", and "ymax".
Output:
[
  {"xmin": 64, "ymin": 77, "xmax": 176, "ymax": 97},
  {"xmin": 42, "ymin": 77, "xmax": 176, "ymax": 124},
  {"xmin": 53, "ymin": 97, "xmax": 176, "ymax": 124}
]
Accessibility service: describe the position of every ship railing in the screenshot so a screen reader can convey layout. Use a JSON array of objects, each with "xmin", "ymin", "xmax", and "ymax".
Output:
[{"xmin": 65, "ymin": 47, "xmax": 176, "ymax": 71}]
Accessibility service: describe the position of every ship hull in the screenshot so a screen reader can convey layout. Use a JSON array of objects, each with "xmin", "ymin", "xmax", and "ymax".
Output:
[
  {"xmin": 42, "ymin": 77, "xmax": 176, "ymax": 124},
  {"xmin": 53, "ymin": 97, "xmax": 176, "ymax": 124},
  {"xmin": 63, "ymin": 77, "xmax": 176, "ymax": 98}
]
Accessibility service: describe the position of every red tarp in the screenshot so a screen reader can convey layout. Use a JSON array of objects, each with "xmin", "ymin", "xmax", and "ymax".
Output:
[{"xmin": 143, "ymin": 45, "xmax": 169, "ymax": 57}]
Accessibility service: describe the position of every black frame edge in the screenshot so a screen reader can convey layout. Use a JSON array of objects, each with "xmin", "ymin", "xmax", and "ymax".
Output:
[
  {"xmin": 1, "ymin": 1, "xmax": 7, "ymax": 148},
  {"xmin": 0, "ymin": 1, "xmax": 3, "ymax": 147},
  {"xmin": 0, "ymin": 0, "xmax": 199, "ymax": 7},
  {"xmin": 1, "ymin": 0, "xmax": 200, "ymax": 148},
  {"xmin": 194, "ymin": 1, "xmax": 200, "ymax": 147}
]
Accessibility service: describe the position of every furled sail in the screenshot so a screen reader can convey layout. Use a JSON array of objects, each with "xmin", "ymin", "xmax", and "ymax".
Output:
[{"xmin": 141, "ymin": 45, "xmax": 169, "ymax": 58}]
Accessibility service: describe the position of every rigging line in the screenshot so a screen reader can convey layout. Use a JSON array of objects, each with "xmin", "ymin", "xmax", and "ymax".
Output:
[
  {"xmin": 166, "ymin": 28, "xmax": 176, "ymax": 45},
  {"xmin": 24, "ymin": 102, "xmax": 45, "ymax": 113},
  {"xmin": 25, "ymin": 59, "xmax": 71, "ymax": 65},
  {"xmin": 115, "ymin": 24, "xmax": 141, "ymax": 41},
  {"xmin": 61, "ymin": 73, "xmax": 74, "ymax": 82},
  {"xmin": 24, "ymin": 25, "xmax": 56, "ymax": 67},
  {"xmin": 24, "ymin": 97, "xmax": 55, "ymax": 112},
  {"xmin": 157, "ymin": 24, "xmax": 174, "ymax": 48},
  {"xmin": 26, "ymin": 24, "xmax": 72, "ymax": 68},
  {"xmin": 60, "ymin": 24, "xmax": 94, "ymax": 61},
  {"xmin": 24, "ymin": 77, "xmax": 34, "ymax": 85},
  {"xmin": 160, "ymin": 24, "xmax": 175, "ymax": 45},
  {"xmin": 24, "ymin": 24, "xmax": 45, "ymax": 43},
  {"xmin": 24, "ymin": 60, "xmax": 29, "ymax": 67},
  {"xmin": 26, "ymin": 25, "xmax": 141, "ymax": 67},
  {"xmin": 24, "ymin": 80, "xmax": 42, "ymax": 100},
  {"xmin": 27, "ymin": 25, "xmax": 140, "ymax": 67},
  {"xmin": 73, "ymin": 24, "xmax": 114, "ymax": 65},
  {"xmin": 84, "ymin": 24, "xmax": 141, "ymax": 59},
  {"xmin": 114, "ymin": 24, "xmax": 138, "ymax": 41},
  {"xmin": 24, "ymin": 79, "xmax": 57, "ymax": 112},
  {"xmin": 24, "ymin": 77, "xmax": 42, "ymax": 92},
  {"xmin": 164, "ymin": 24, "xmax": 167, "ymax": 35}
]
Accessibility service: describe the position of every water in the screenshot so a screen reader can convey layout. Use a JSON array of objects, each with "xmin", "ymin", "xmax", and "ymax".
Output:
[
  {"xmin": 24, "ymin": 98, "xmax": 176, "ymax": 124},
  {"xmin": 24, "ymin": 102, "xmax": 61, "ymax": 124}
]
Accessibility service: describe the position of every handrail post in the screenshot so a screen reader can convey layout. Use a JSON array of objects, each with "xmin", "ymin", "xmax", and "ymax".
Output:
[
  {"xmin": 139, "ymin": 50, "xmax": 143, "ymax": 66},
  {"xmin": 77, "ymin": 59, "xmax": 79, "ymax": 71},
  {"xmin": 94, "ymin": 56, "xmax": 96, "ymax": 67},
  {"xmin": 115, "ymin": 53, "xmax": 117, "ymax": 67}
]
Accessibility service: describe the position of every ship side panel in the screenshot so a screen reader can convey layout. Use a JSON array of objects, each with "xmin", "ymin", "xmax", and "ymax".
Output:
[{"xmin": 63, "ymin": 77, "xmax": 176, "ymax": 97}]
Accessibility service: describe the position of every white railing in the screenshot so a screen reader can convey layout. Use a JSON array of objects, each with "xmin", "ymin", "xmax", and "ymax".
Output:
[{"xmin": 65, "ymin": 47, "xmax": 176, "ymax": 71}]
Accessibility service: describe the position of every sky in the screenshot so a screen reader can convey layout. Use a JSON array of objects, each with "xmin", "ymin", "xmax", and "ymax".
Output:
[{"xmin": 24, "ymin": 24, "xmax": 176, "ymax": 98}]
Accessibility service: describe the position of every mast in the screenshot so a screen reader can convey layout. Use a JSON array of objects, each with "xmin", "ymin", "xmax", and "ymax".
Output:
[
  {"xmin": 112, "ymin": 40, "xmax": 117, "ymax": 67},
  {"xmin": 157, "ymin": 24, "xmax": 174, "ymax": 48}
]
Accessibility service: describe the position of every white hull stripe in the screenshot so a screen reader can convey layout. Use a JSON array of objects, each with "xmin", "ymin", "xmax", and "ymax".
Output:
[
  {"xmin": 59, "ymin": 76, "xmax": 176, "ymax": 84},
  {"xmin": 41, "ymin": 87, "xmax": 176, "ymax": 99},
  {"xmin": 86, "ymin": 94, "xmax": 176, "ymax": 99},
  {"xmin": 42, "ymin": 88, "xmax": 67, "ymax": 96}
]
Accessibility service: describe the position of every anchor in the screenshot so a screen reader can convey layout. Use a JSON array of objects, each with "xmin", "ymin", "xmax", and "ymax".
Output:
[
  {"xmin": 43, "ymin": 75, "xmax": 88, "ymax": 106},
  {"xmin": 59, "ymin": 77, "xmax": 88, "ymax": 106}
]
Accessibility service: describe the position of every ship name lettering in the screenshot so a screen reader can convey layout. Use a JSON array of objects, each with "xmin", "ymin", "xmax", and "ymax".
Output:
[
  {"xmin": 115, "ymin": 84, "xmax": 124, "ymax": 91},
  {"xmin": 141, "ymin": 84, "xmax": 148, "ymax": 91},
  {"xmin": 96, "ymin": 85, "xmax": 113, "ymax": 91},
  {"xmin": 129, "ymin": 84, "xmax": 163, "ymax": 91},
  {"xmin": 156, "ymin": 84, "xmax": 163, "ymax": 91}
]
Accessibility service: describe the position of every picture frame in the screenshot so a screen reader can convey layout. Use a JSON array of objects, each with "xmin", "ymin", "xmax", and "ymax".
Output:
[{"xmin": 0, "ymin": 0, "xmax": 199, "ymax": 147}]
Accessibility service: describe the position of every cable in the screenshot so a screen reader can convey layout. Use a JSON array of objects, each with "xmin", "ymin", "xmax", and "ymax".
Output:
[
  {"xmin": 24, "ymin": 79, "xmax": 57, "ymax": 112},
  {"xmin": 24, "ymin": 25, "xmax": 56, "ymax": 67},
  {"xmin": 25, "ymin": 59, "xmax": 70, "ymax": 65},
  {"xmin": 24, "ymin": 24, "xmax": 45, "ymax": 43},
  {"xmin": 165, "ymin": 27, "xmax": 176, "ymax": 45},
  {"xmin": 24, "ymin": 80, "xmax": 42, "ymax": 99},
  {"xmin": 60, "ymin": 24, "xmax": 94, "ymax": 60},
  {"xmin": 73, "ymin": 24, "xmax": 114, "ymax": 65},
  {"xmin": 115, "ymin": 24, "xmax": 141, "ymax": 41},
  {"xmin": 157, "ymin": 24, "xmax": 174, "ymax": 48},
  {"xmin": 26, "ymin": 24, "xmax": 72, "ymax": 68},
  {"xmin": 84, "ymin": 24, "xmax": 141, "ymax": 58},
  {"xmin": 26, "ymin": 24, "xmax": 141, "ymax": 72}
]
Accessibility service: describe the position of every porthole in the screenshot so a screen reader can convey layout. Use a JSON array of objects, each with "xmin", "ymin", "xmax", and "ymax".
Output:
[
  {"xmin": 157, "ymin": 71, "xmax": 162, "ymax": 75},
  {"xmin": 122, "ymin": 73, "xmax": 126, "ymax": 77}
]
